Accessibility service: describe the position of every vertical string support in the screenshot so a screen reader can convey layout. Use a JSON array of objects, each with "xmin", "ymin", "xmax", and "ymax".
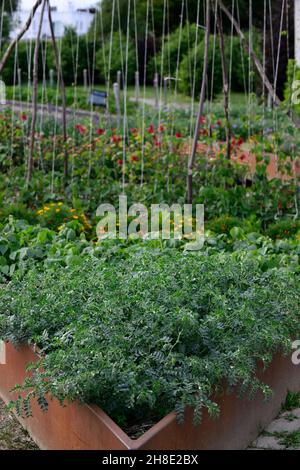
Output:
[
  {"xmin": 27, "ymin": 0, "xmax": 47, "ymax": 184},
  {"xmin": 187, "ymin": 0, "xmax": 211, "ymax": 204},
  {"xmin": 216, "ymin": 2, "xmax": 231, "ymax": 160},
  {"xmin": 47, "ymin": 0, "xmax": 69, "ymax": 181}
]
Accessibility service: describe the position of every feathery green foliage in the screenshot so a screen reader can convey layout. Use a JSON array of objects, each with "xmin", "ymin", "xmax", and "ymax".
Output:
[{"xmin": 0, "ymin": 250, "xmax": 299, "ymax": 431}]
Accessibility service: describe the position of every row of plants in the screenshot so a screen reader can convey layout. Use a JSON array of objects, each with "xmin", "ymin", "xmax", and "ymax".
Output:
[
  {"xmin": 0, "ymin": 215, "xmax": 299, "ymax": 281},
  {"xmin": 0, "ymin": 104, "xmax": 299, "ymax": 231}
]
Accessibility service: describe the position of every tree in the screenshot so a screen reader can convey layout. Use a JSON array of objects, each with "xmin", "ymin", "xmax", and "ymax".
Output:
[
  {"xmin": 91, "ymin": 0, "xmax": 199, "ymax": 40},
  {"xmin": 90, "ymin": 0, "xmax": 264, "ymax": 40},
  {"xmin": 96, "ymin": 32, "xmax": 136, "ymax": 85},
  {"xmin": 51, "ymin": 27, "xmax": 90, "ymax": 86},
  {"xmin": 1, "ymin": 0, "xmax": 19, "ymax": 41},
  {"xmin": 265, "ymin": 0, "xmax": 294, "ymax": 100}
]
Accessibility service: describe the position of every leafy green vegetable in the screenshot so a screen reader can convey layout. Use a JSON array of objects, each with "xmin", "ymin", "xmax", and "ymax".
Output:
[{"xmin": 0, "ymin": 250, "xmax": 299, "ymax": 431}]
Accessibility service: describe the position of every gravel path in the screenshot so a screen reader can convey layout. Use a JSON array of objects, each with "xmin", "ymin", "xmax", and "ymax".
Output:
[
  {"xmin": 250, "ymin": 408, "xmax": 300, "ymax": 450},
  {"xmin": 0, "ymin": 400, "xmax": 37, "ymax": 450},
  {"xmin": 249, "ymin": 393, "xmax": 300, "ymax": 450},
  {"xmin": 129, "ymin": 97, "xmax": 191, "ymax": 111},
  {"xmin": 0, "ymin": 100, "xmax": 101, "ymax": 124}
]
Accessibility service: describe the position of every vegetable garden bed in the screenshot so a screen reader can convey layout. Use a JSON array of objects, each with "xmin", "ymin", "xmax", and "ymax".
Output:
[
  {"xmin": 0, "ymin": 342, "xmax": 299, "ymax": 450},
  {"xmin": 0, "ymin": 250, "xmax": 299, "ymax": 450}
]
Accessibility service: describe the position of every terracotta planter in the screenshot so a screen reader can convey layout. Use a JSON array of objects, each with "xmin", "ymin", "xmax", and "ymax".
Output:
[{"xmin": 0, "ymin": 341, "xmax": 299, "ymax": 450}]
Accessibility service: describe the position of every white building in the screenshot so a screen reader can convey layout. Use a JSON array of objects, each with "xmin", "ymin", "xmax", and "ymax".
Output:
[{"xmin": 11, "ymin": 0, "xmax": 98, "ymax": 40}]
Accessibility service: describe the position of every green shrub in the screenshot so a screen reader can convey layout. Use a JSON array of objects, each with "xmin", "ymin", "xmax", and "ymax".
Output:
[
  {"xmin": 0, "ymin": 251, "xmax": 299, "ymax": 431},
  {"xmin": 1, "ymin": 41, "xmax": 33, "ymax": 86},
  {"xmin": 96, "ymin": 32, "xmax": 136, "ymax": 85},
  {"xmin": 51, "ymin": 28, "xmax": 91, "ymax": 86},
  {"xmin": 0, "ymin": 203, "xmax": 37, "ymax": 225},
  {"xmin": 178, "ymin": 31, "xmax": 260, "ymax": 97},
  {"xmin": 206, "ymin": 215, "xmax": 242, "ymax": 234},
  {"xmin": 178, "ymin": 35, "xmax": 222, "ymax": 96},
  {"xmin": 266, "ymin": 219, "xmax": 300, "ymax": 240},
  {"xmin": 147, "ymin": 23, "xmax": 201, "ymax": 82},
  {"xmin": 1, "ymin": 29, "xmax": 93, "ymax": 87}
]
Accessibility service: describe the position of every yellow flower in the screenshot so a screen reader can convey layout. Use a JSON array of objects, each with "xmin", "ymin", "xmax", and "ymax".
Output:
[
  {"xmin": 56, "ymin": 208, "xmax": 61, "ymax": 213},
  {"xmin": 73, "ymin": 215, "xmax": 79, "ymax": 219},
  {"xmin": 58, "ymin": 202, "xmax": 63, "ymax": 206}
]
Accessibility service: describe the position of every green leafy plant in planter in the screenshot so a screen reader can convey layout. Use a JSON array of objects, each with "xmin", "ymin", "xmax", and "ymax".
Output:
[{"xmin": 0, "ymin": 251, "xmax": 299, "ymax": 434}]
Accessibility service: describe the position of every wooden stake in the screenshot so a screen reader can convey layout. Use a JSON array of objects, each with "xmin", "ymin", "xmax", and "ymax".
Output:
[
  {"xmin": 114, "ymin": 82, "xmax": 121, "ymax": 128},
  {"xmin": 117, "ymin": 70, "xmax": 121, "ymax": 90},
  {"xmin": 27, "ymin": 0, "xmax": 47, "ymax": 184},
  {"xmin": 49, "ymin": 68, "xmax": 54, "ymax": 88},
  {"xmin": 83, "ymin": 69, "xmax": 88, "ymax": 90},
  {"xmin": 17, "ymin": 68, "xmax": 22, "ymax": 87},
  {"xmin": 135, "ymin": 71, "xmax": 140, "ymax": 104},
  {"xmin": 187, "ymin": 0, "xmax": 210, "ymax": 204},
  {"xmin": 154, "ymin": 73, "xmax": 159, "ymax": 110},
  {"xmin": 47, "ymin": 0, "xmax": 69, "ymax": 180}
]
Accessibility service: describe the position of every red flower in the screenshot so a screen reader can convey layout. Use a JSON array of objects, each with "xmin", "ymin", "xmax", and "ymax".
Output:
[
  {"xmin": 21, "ymin": 113, "xmax": 28, "ymax": 122},
  {"xmin": 154, "ymin": 138, "xmax": 161, "ymax": 148},
  {"xmin": 131, "ymin": 155, "xmax": 139, "ymax": 162},
  {"xmin": 96, "ymin": 128, "xmax": 105, "ymax": 135},
  {"xmin": 130, "ymin": 128, "xmax": 138, "ymax": 135},
  {"xmin": 217, "ymin": 119, "xmax": 222, "ymax": 126},
  {"xmin": 231, "ymin": 137, "xmax": 236, "ymax": 146},
  {"xmin": 75, "ymin": 124, "xmax": 86, "ymax": 135},
  {"xmin": 111, "ymin": 135, "xmax": 122, "ymax": 143},
  {"xmin": 237, "ymin": 137, "xmax": 244, "ymax": 146},
  {"xmin": 240, "ymin": 154, "xmax": 247, "ymax": 161},
  {"xmin": 117, "ymin": 159, "xmax": 123, "ymax": 166},
  {"xmin": 147, "ymin": 124, "xmax": 155, "ymax": 134},
  {"xmin": 200, "ymin": 116, "xmax": 206, "ymax": 124},
  {"xmin": 175, "ymin": 132, "xmax": 182, "ymax": 139},
  {"xmin": 158, "ymin": 124, "xmax": 165, "ymax": 133}
]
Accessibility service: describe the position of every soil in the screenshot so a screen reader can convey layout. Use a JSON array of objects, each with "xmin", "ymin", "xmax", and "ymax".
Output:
[{"xmin": 0, "ymin": 400, "xmax": 38, "ymax": 450}]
